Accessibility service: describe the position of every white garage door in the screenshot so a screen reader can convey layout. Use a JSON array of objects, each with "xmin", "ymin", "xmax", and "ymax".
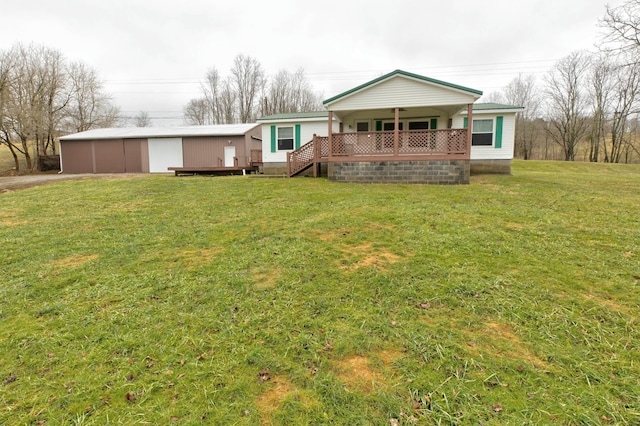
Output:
[{"xmin": 148, "ymin": 138, "xmax": 183, "ymax": 173}]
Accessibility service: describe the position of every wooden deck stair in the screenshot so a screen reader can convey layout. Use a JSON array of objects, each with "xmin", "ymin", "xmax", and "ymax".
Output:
[{"xmin": 287, "ymin": 135, "xmax": 328, "ymax": 177}]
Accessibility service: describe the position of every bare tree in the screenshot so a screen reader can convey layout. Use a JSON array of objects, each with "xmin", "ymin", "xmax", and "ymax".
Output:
[
  {"xmin": 134, "ymin": 111, "xmax": 152, "ymax": 127},
  {"xmin": 588, "ymin": 54, "xmax": 614, "ymax": 162},
  {"xmin": 0, "ymin": 43, "xmax": 120, "ymax": 171},
  {"xmin": 604, "ymin": 62, "xmax": 640, "ymax": 162},
  {"xmin": 66, "ymin": 61, "xmax": 119, "ymax": 133},
  {"xmin": 263, "ymin": 68, "xmax": 323, "ymax": 116},
  {"xmin": 544, "ymin": 51, "xmax": 591, "ymax": 161},
  {"xmin": 183, "ymin": 57, "xmax": 322, "ymax": 125},
  {"xmin": 502, "ymin": 74, "xmax": 541, "ymax": 160},
  {"xmin": 231, "ymin": 55, "xmax": 264, "ymax": 123},
  {"xmin": 218, "ymin": 79, "xmax": 237, "ymax": 124},
  {"xmin": 598, "ymin": 1, "xmax": 640, "ymax": 163},
  {"xmin": 600, "ymin": 0, "xmax": 640, "ymax": 58},
  {"xmin": 202, "ymin": 68, "xmax": 221, "ymax": 124},
  {"xmin": 183, "ymin": 97, "xmax": 210, "ymax": 125},
  {"xmin": 0, "ymin": 49, "xmax": 22, "ymax": 170}
]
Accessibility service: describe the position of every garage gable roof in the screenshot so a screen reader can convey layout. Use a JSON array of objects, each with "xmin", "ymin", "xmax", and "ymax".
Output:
[{"xmin": 60, "ymin": 123, "xmax": 260, "ymax": 141}]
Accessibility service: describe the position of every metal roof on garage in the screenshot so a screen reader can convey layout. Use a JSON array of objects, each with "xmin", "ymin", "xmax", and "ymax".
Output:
[{"xmin": 60, "ymin": 123, "xmax": 260, "ymax": 141}]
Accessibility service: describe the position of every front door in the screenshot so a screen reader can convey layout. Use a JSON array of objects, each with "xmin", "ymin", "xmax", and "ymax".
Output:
[{"xmin": 224, "ymin": 146, "xmax": 236, "ymax": 167}]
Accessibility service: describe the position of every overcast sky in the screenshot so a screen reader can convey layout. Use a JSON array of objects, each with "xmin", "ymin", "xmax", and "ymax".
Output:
[{"xmin": 1, "ymin": 0, "xmax": 624, "ymax": 126}]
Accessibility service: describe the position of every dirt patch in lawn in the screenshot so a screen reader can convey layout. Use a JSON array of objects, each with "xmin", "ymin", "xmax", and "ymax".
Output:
[
  {"xmin": 583, "ymin": 293, "xmax": 635, "ymax": 321},
  {"xmin": 253, "ymin": 267, "xmax": 280, "ymax": 290},
  {"xmin": 256, "ymin": 376, "xmax": 295, "ymax": 424},
  {"xmin": 465, "ymin": 321, "xmax": 549, "ymax": 370},
  {"xmin": 52, "ymin": 254, "xmax": 99, "ymax": 269},
  {"xmin": 333, "ymin": 349, "xmax": 401, "ymax": 393},
  {"xmin": 339, "ymin": 243, "xmax": 401, "ymax": 272},
  {"xmin": 505, "ymin": 223, "xmax": 526, "ymax": 230},
  {"xmin": 177, "ymin": 248, "xmax": 223, "ymax": 269},
  {"xmin": 0, "ymin": 218, "xmax": 27, "ymax": 227}
]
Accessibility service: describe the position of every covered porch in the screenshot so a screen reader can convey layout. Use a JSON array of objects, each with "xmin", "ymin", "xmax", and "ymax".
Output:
[
  {"xmin": 288, "ymin": 104, "xmax": 474, "ymax": 178},
  {"xmin": 287, "ymin": 70, "xmax": 483, "ymax": 183}
]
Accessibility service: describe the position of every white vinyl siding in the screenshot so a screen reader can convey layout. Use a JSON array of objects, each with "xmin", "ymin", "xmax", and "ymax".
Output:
[
  {"xmin": 260, "ymin": 120, "xmax": 340, "ymax": 163},
  {"xmin": 326, "ymin": 75, "xmax": 479, "ymax": 111},
  {"xmin": 452, "ymin": 112, "xmax": 517, "ymax": 160}
]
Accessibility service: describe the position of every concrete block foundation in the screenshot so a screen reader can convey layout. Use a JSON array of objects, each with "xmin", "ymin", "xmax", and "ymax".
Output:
[{"xmin": 327, "ymin": 160, "xmax": 470, "ymax": 184}]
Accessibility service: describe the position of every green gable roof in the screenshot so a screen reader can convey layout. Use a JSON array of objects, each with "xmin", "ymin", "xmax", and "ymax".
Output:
[
  {"xmin": 472, "ymin": 103, "xmax": 524, "ymax": 111},
  {"xmin": 323, "ymin": 69, "xmax": 483, "ymax": 105},
  {"xmin": 257, "ymin": 111, "xmax": 328, "ymax": 121}
]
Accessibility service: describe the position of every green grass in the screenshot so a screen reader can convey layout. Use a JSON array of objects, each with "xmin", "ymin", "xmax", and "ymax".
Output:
[{"xmin": 1, "ymin": 160, "xmax": 639, "ymax": 425}]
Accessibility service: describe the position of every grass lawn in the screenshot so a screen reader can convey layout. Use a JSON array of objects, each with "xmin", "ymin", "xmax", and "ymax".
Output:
[{"xmin": 1, "ymin": 160, "xmax": 639, "ymax": 425}]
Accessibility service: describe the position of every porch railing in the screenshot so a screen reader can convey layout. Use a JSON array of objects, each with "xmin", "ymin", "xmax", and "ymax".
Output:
[
  {"xmin": 250, "ymin": 149, "xmax": 263, "ymax": 166},
  {"xmin": 287, "ymin": 129, "xmax": 467, "ymax": 177},
  {"xmin": 330, "ymin": 129, "xmax": 467, "ymax": 158}
]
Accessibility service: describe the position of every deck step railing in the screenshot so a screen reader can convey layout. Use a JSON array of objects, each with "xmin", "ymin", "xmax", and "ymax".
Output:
[{"xmin": 287, "ymin": 135, "xmax": 328, "ymax": 177}]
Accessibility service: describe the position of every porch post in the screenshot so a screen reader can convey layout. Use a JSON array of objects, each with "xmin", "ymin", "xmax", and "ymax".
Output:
[
  {"xmin": 328, "ymin": 111, "xmax": 333, "ymax": 160},
  {"xmin": 466, "ymin": 103, "xmax": 473, "ymax": 159},
  {"xmin": 394, "ymin": 107, "xmax": 399, "ymax": 157},
  {"xmin": 313, "ymin": 134, "xmax": 318, "ymax": 177}
]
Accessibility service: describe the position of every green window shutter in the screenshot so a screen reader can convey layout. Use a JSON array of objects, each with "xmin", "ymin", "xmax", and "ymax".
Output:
[
  {"xmin": 375, "ymin": 120, "xmax": 382, "ymax": 131},
  {"xmin": 295, "ymin": 124, "xmax": 301, "ymax": 149},
  {"xmin": 495, "ymin": 116, "xmax": 503, "ymax": 148},
  {"xmin": 270, "ymin": 125, "xmax": 276, "ymax": 153},
  {"xmin": 463, "ymin": 117, "xmax": 468, "ymax": 129},
  {"xmin": 430, "ymin": 118, "xmax": 437, "ymax": 130}
]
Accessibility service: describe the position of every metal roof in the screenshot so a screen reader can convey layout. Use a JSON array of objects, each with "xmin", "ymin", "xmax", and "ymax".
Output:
[
  {"xmin": 257, "ymin": 111, "xmax": 328, "ymax": 121},
  {"xmin": 323, "ymin": 69, "xmax": 484, "ymax": 105},
  {"xmin": 472, "ymin": 103, "xmax": 525, "ymax": 111},
  {"xmin": 60, "ymin": 123, "xmax": 260, "ymax": 141}
]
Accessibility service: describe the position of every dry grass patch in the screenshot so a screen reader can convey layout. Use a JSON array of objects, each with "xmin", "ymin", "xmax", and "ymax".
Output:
[
  {"xmin": 505, "ymin": 222, "xmax": 525, "ymax": 230},
  {"xmin": 252, "ymin": 266, "xmax": 281, "ymax": 290},
  {"xmin": 333, "ymin": 349, "xmax": 401, "ymax": 393},
  {"xmin": 0, "ymin": 218, "xmax": 27, "ymax": 227},
  {"xmin": 51, "ymin": 254, "xmax": 99, "ymax": 269},
  {"xmin": 583, "ymin": 293, "xmax": 637, "ymax": 322},
  {"xmin": 176, "ymin": 248, "xmax": 222, "ymax": 269},
  {"xmin": 377, "ymin": 349, "xmax": 403, "ymax": 366},
  {"xmin": 339, "ymin": 243, "xmax": 401, "ymax": 272},
  {"xmin": 256, "ymin": 376, "xmax": 295, "ymax": 424},
  {"xmin": 311, "ymin": 228, "xmax": 350, "ymax": 242},
  {"xmin": 0, "ymin": 209, "xmax": 27, "ymax": 227},
  {"xmin": 465, "ymin": 321, "xmax": 549, "ymax": 370}
]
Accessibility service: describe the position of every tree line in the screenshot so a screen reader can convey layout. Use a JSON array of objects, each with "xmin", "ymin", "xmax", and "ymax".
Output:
[
  {"xmin": 183, "ymin": 54, "xmax": 323, "ymax": 125},
  {"xmin": 0, "ymin": 44, "xmax": 120, "ymax": 171},
  {"xmin": 490, "ymin": 0, "xmax": 640, "ymax": 163}
]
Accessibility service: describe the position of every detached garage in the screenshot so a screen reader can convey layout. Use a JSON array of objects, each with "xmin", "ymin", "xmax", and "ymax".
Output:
[{"xmin": 59, "ymin": 124, "xmax": 262, "ymax": 174}]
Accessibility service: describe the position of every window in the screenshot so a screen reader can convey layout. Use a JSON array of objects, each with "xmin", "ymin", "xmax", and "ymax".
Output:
[
  {"xmin": 383, "ymin": 122, "xmax": 403, "ymax": 131},
  {"xmin": 356, "ymin": 122, "xmax": 369, "ymax": 132},
  {"xmin": 408, "ymin": 121, "xmax": 430, "ymax": 130},
  {"xmin": 472, "ymin": 119, "xmax": 493, "ymax": 146},
  {"xmin": 277, "ymin": 127, "xmax": 294, "ymax": 150}
]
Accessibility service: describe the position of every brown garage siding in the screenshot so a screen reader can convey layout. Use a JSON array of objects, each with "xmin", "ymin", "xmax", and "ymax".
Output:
[
  {"xmin": 183, "ymin": 136, "xmax": 247, "ymax": 167},
  {"xmin": 94, "ymin": 139, "xmax": 126, "ymax": 173},
  {"xmin": 123, "ymin": 139, "xmax": 147, "ymax": 173},
  {"xmin": 60, "ymin": 140, "xmax": 94, "ymax": 174}
]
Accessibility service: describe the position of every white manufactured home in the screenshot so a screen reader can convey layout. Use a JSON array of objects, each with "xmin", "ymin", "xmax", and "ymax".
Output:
[{"xmin": 258, "ymin": 70, "xmax": 523, "ymax": 183}]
